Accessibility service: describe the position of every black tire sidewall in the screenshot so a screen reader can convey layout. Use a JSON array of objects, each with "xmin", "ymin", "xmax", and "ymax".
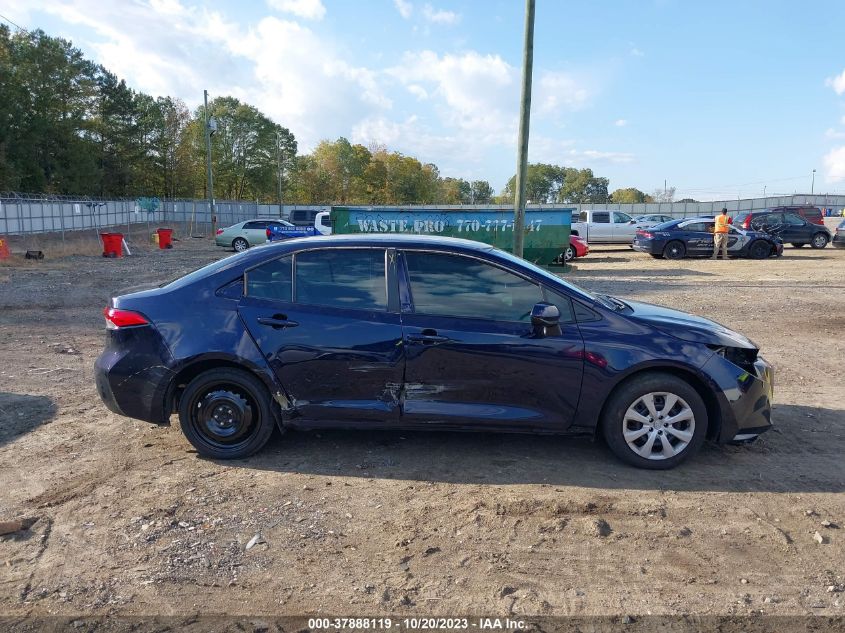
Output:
[
  {"xmin": 664, "ymin": 241, "xmax": 685, "ymax": 259},
  {"xmin": 811, "ymin": 233, "xmax": 828, "ymax": 249},
  {"xmin": 564, "ymin": 246, "xmax": 575, "ymax": 261},
  {"xmin": 749, "ymin": 241, "xmax": 769, "ymax": 259},
  {"xmin": 178, "ymin": 368, "xmax": 275, "ymax": 459},
  {"xmin": 601, "ymin": 372, "xmax": 708, "ymax": 470},
  {"xmin": 233, "ymin": 238, "xmax": 248, "ymax": 251}
]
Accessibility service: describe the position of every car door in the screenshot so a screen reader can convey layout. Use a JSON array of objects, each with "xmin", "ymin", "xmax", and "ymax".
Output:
[
  {"xmin": 398, "ymin": 250, "xmax": 584, "ymax": 431},
  {"xmin": 243, "ymin": 220, "xmax": 268, "ymax": 245},
  {"xmin": 679, "ymin": 222, "xmax": 711, "ymax": 255},
  {"xmin": 780, "ymin": 212, "xmax": 810, "ymax": 243},
  {"xmin": 589, "ymin": 211, "xmax": 612, "ymax": 242},
  {"xmin": 612, "ymin": 211, "xmax": 636, "ymax": 242},
  {"xmin": 237, "ymin": 247, "xmax": 405, "ymax": 423}
]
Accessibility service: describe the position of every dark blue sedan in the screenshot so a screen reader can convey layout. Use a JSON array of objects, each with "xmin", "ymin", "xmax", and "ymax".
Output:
[
  {"xmin": 632, "ymin": 217, "xmax": 783, "ymax": 259},
  {"xmin": 95, "ymin": 235, "xmax": 774, "ymax": 469}
]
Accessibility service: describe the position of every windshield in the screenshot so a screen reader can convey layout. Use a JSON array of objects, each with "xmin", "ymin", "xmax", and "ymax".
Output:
[{"xmin": 492, "ymin": 248, "xmax": 597, "ymax": 302}]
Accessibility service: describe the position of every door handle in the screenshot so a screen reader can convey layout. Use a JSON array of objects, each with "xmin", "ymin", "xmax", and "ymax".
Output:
[
  {"xmin": 407, "ymin": 329, "xmax": 450, "ymax": 344},
  {"xmin": 257, "ymin": 314, "xmax": 299, "ymax": 329}
]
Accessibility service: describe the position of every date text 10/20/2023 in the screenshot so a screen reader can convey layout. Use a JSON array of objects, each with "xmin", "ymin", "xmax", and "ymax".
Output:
[
  {"xmin": 354, "ymin": 217, "xmax": 546, "ymax": 234},
  {"xmin": 308, "ymin": 617, "xmax": 527, "ymax": 630}
]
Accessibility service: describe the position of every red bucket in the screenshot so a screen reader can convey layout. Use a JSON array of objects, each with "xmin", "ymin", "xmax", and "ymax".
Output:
[
  {"xmin": 156, "ymin": 228, "xmax": 173, "ymax": 249},
  {"xmin": 101, "ymin": 233, "xmax": 123, "ymax": 258}
]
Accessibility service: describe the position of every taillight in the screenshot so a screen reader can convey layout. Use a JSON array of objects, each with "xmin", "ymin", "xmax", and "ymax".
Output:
[
  {"xmin": 743, "ymin": 216, "xmax": 752, "ymax": 229},
  {"xmin": 636, "ymin": 230, "xmax": 653, "ymax": 238},
  {"xmin": 216, "ymin": 228, "xmax": 224, "ymax": 235},
  {"xmin": 103, "ymin": 307, "xmax": 149, "ymax": 329},
  {"xmin": 266, "ymin": 228, "xmax": 272, "ymax": 238}
]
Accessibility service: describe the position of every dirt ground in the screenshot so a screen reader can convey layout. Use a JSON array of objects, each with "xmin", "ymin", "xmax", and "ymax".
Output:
[{"xmin": 1, "ymin": 224, "xmax": 844, "ymax": 628}]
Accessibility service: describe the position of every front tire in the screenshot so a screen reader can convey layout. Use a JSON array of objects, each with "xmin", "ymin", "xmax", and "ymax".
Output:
[
  {"xmin": 748, "ymin": 240, "xmax": 771, "ymax": 259},
  {"xmin": 178, "ymin": 368, "xmax": 276, "ymax": 459},
  {"xmin": 663, "ymin": 241, "xmax": 686, "ymax": 260},
  {"xmin": 601, "ymin": 373, "xmax": 708, "ymax": 469},
  {"xmin": 232, "ymin": 237, "xmax": 249, "ymax": 252},
  {"xmin": 811, "ymin": 233, "xmax": 828, "ymax": 249}
]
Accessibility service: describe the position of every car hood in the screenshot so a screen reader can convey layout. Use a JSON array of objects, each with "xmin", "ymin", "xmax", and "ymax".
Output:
[{"xmin": 623, "ymin": 299, "xmax": 757, "ymax": 349}]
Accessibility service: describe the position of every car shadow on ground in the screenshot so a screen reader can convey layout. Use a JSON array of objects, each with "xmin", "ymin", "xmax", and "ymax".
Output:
[
  {"xmin": 233, "ymin": 403, "xmax": 844, "ymax": 494},
  {"xmin": 0, "ymin": 392, "xmax": 57, "ymax": 448},
  {"xmin": 572, "ymin": 267, "xmax": 716, "ymax": 277}
]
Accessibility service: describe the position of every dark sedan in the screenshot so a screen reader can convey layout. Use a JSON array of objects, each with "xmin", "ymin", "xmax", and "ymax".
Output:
[
  {"xmin": 833, "ymin": 219, "xmax": 845, "ymax": 248},
  {"xmin": 632, "ymin": 218, "xmax": 783, "ymax": 259},
  {"xmin": 95, "ymin": 235, "xmax": 774, "ymax": 469}
]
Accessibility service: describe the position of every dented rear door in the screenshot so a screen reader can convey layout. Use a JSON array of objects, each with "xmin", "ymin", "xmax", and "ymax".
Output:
[{"xmin": 237, "ymin": 247, "xmax": 405, "ymax": 423}]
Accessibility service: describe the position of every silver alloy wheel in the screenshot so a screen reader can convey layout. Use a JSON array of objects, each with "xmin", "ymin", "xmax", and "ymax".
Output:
[
  {"xmin": 622, "ymin": 391, "xmax": 695, "ymax": 460},
  {"xmin": 233, "ymin": 238, "xmax": 249, "ymax": 252},
  {"xmin": 564, "ymin": 246, "xmax": 575, "ymax": 262},
  {"xmin": 812, "ymin": 233, "xmax": 827, "ymax": 248}
]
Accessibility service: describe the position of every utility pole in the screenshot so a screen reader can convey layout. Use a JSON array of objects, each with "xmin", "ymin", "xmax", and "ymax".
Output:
[
  {"xmin": 204, "ymin": 90, "xmax": 216, "ymax": 232},
  {"xmin": 276, "ymin": 130, "xmax": 283, "ymax": 217},
  {"xmin": 512, "ymin": 0, "xmax": 535, "ymax": 258},
  {"xmin": 811, "ymin": 169, "xmax": 816, "ymax": 195}
]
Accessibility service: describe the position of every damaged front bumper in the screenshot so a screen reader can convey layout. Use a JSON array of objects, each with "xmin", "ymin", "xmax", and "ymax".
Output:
[{"xmin": 701, "ymin": 353, "xmax": 774, "ymax": 444}]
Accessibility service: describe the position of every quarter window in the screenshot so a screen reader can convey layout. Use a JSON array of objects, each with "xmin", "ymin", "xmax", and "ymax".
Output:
[
  {"xmin": 246, "ymin": 256, "xmax": 292, "ymax": 301},
  {"xmin": 404, "ymin": 252, "xmax": 543, "ymax": 322},
  {"xmin": 295, "ymin": 249, "xmax": 386, "ymax": 310}
]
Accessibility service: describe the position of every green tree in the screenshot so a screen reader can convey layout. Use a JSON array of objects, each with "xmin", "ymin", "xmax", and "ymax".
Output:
[
  {"xmin": 610, "ymin": 187, "xmax": 651, "ymax": 204},
  {"xmin": 502, "ymin": 163, "xmax": 566, "ymax": 203},
  {"xmin": 558, "ymin": 167, "xmax": 609, "ymax": 203},
  {"xmin": 470, "ymin": 180, "xmax": 494, "ymax": 203}
]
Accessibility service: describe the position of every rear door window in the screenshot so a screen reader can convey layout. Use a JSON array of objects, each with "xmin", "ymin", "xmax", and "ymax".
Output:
[
  {"xmin": 404, "ymin": 251, "xmax": 543, "ymax": 322},
  {"xmin": 783, "ymin": 213, "xmax": 806, "ymax": 226},
  {"xmin": 295, "ymin": 249, "xmax": 386, "ymax": 311},
  {"xmin": 246, "ymin": 256, "xmax": 292, "ymax": 301},
  {"xmin": 592, "ymin": 212, "xmax": 610, "ymax": 223}
]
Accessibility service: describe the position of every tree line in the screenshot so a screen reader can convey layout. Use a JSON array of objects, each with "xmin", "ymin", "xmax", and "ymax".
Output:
[{"xmin": 0, "ymin": 26, "xmax": 679, "ymax": 205}]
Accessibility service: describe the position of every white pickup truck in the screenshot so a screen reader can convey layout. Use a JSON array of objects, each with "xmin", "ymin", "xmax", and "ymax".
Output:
[{"xmin": 571, "ymin": 209, "xmax": 643, "ymax": 244}]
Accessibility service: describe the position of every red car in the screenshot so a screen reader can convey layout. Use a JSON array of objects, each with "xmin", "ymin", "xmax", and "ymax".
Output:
[{"xmin": 564, "ymin": 234, "xmax": 589, "ymax": 262}]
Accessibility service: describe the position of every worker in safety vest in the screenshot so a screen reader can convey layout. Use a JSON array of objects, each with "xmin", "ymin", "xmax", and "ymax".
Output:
[{"xmin": 712, "ymin": 207, "xmax": 730, "ymax": 260}]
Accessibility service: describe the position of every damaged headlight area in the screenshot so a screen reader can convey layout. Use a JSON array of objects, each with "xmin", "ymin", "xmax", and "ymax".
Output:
[{"xmin": 708, "ymin": 344, "xmax": 759, "ymax": 374}]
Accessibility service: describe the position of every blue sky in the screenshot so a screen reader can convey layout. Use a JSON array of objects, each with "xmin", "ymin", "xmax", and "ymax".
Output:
[{"xmin": 6, "ymin": 0, "xmax": 845, "ymax": 199}]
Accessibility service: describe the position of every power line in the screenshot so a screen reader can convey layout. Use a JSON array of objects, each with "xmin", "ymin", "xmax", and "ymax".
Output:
[{"xmin": 0, "ymin": 12, "xmax": 27, "ymax": 32}]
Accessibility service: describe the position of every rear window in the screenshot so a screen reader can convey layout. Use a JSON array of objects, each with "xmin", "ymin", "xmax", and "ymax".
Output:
[
  {"xmin": 800, "ymin": 207, "xmax": 822, "ymax": 219},
  {"xmin": 295, "ymin": 249, "xmax": 386, "ymax": 310}
]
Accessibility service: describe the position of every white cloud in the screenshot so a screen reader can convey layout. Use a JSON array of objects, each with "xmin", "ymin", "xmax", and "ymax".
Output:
[
  {"xmin": 535, "ymin": 71, "xmax": 590, "ymax": 114},
  {"xmin": 422, "ymin": 3, "xmax": 460, "ymax": 25},
  {"xmin": 393, "ymin": 0, "xmax": 413, "ymax": 19},
  {"xmin": 615, "ymin": 119, "xmax": 628, "ymax": 127},
  {"xmin": 630, "ymin": 47, "xmax": 645, "ymax": 57},
  {"xmin": 407, "ymin": 84, "xmax": 429, "ymax": 100},
  {"xmin": 267, "ymin": 0, "xmax": 326, "ymax": 20},
  {"xmin": 825, "ymin": 128, "xmax": 845, "ymax": 140},
  {"xmin": 824, "ymin": 146, "xmax": 845, "ymax": 182}
]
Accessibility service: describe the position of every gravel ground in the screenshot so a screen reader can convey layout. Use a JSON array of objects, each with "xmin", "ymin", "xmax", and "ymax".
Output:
[{"xmin": 1, "ymin": 225, "xmax": 844, "ymax": 629}]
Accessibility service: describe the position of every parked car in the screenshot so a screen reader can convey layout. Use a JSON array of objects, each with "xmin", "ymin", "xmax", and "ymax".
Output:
[
  {"xmin": 765, "ymin": 205, "xmax": 824, "ymax": 226},
  {"xmin": 632, "ymin": 218, "xmax": 783, "ymax": 259},
  {"xmin": 734, "ymin": 210, "xmax": 832, "ymax": 248},
  {"xmin": 563, "ymin": 234, "xmax": 589, "ymax": 262},
  {"xmin": 833, "ymin": 219, "xmax": 845, "ymax": 248},
  {"xmin": 266, "ymin": 222, "xmax": 318, "ymax": 242},
  {"xmin": 634, "ymin": 214, "xmax": 675, "ymax": 227},
  {"xmin": 95, "ymin": 234, "xmax": 774, "ymax": 470},
  {"xmin": 215, "ymin": 219, "xmax": 293, "ymax": 252},
  {"xmin": 572, "ymin": 210, "xmax": 640, "ymax": 244},
  {"xmin": 287, "ymin": 208, "xmax": 327, "ymax": 227}
]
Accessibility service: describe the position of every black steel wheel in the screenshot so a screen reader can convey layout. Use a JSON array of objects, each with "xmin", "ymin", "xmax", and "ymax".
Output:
[
  {"xmin": 663, "ymin": 241, "xmax": 686, "ymax": 260},
  {"xmin": 748, "ymin": 240, "xmax": 771, "ymax": 259},
  {"xmin": 178, "ymin": 368, "xmax": 275, "ymax": 459}
]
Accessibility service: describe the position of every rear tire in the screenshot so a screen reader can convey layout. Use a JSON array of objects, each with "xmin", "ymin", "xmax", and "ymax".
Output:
[
  {"xmin": 650, "ymin": 254, "xmax": 663, "ymax": 259},
  {"xmin": 811, "ymin": 233, "xmax": 828, "ymax": 249},
  {"xmin": 178, "ymin": 368, "xmax": 275, "ymax": 459},
  {"xmin": 791, "ymin": 243, "xmax": 805, "ymax": 248},
  {"xmin": 663, "ymin": 241, "xmax": 686, "ymax": 260},
  {"xmin": 233, "ymin": 237, "xmax": 249, "ymax": 252},
  {"xmin": 601, "ymin": 373, "xmax": 708, "ymax": 469}
]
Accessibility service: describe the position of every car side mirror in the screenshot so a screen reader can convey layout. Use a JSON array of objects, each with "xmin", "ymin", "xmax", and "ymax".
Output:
[
  {"xmin": 531, "ymin": 302, "xmax": 561, "ymax": 337},
  {"xmin": 629, "ymin": 219, "xmax": 636, "ymax": 224}
]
